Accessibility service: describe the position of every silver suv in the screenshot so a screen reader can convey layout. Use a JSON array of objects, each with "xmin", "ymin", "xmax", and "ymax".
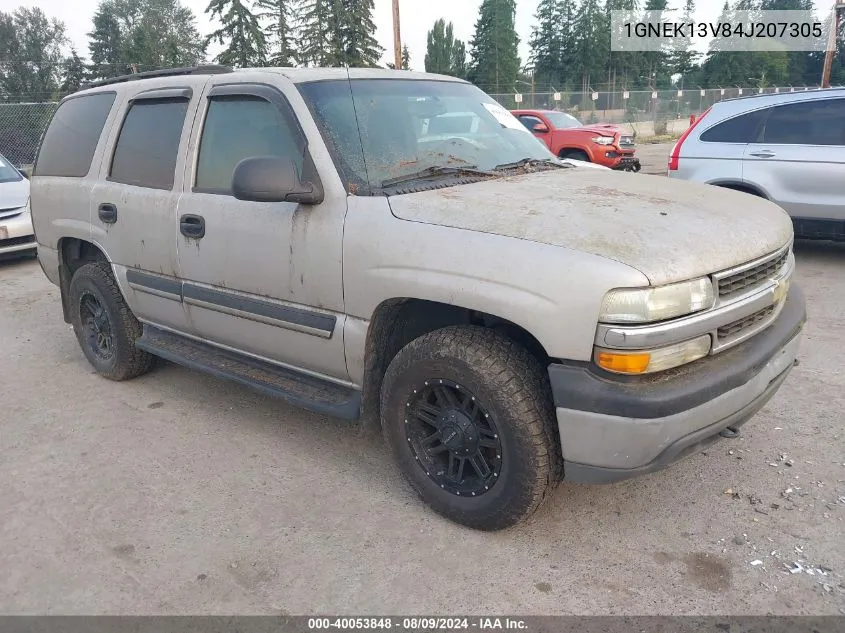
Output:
[
  {"xmin": 30, "ymin": 65, "xmax": 806, "ymax": 530},
  {"xmin": 668, "ymin": 87, "xmax": 845, "ymax": 241}
]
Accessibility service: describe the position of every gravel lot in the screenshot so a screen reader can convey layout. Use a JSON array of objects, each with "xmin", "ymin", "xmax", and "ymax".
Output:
[{"xmin": 1, "ymin": 212, "xmax": 844, "ymax": 614}]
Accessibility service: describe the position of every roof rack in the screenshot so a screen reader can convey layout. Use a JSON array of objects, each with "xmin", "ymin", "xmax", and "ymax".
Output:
[
  {"xmin": 723, "ymin": 86, "xmax": 844, "ymax": 102},
  {"xmin": 81, "ymin": 64, "xmax": 233, "ymax": 90}
]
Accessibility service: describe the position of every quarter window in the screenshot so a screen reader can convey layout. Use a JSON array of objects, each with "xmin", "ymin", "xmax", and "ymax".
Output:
[
  {"xmin": 34, "ymin": 92, "xmax": 116, "ymax": 177},
  {"xmin": 760, "ymin": 98, "xmax": 845, "ymax": 146},
  {"xmin": 699, "ymin": 108, "xmax": 769, "ymax": 143},
  {"xmin": 195, "ymin": 95, "xmax": 304, "ymax": 194},
  {"xmin": 109, "ymin": 97, "xmax": 189, "ymax": 190}
]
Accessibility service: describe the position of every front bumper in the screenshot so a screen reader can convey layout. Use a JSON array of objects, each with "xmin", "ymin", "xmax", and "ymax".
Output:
[
  {"xmin": 550, "ymin": 284, "xmax": 806, "ymax": 483},
  {"xmin": 0, "ymin": 210, "xmax": 36, "ymax": 258},
  {"xmin": 611, "ymin": 155, "xmax": 641, "ymax": 172}
]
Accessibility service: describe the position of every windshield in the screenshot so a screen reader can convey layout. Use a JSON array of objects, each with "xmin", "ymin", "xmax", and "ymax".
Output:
[
  {"xmin": 544, "ymin": 111, "xmax": 583, "ymax": 130},
  {"xmin": 0, "ymin": 153, "xmax": 22, "ymax": 183},
  {"xmin": 297, "ymin": 79, "xmax": 554, "ymax": 193}
]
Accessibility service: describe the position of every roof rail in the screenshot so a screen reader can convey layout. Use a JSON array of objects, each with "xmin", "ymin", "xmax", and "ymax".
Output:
[{"xmin": 81, "ymin": 64, "xmax": 233, "ymax": 90}]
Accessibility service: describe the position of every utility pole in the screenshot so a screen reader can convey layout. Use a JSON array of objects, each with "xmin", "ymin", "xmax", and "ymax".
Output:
[
  {"xmin": 392, "ymin": 0, "xmax": 402, "ymax": 70},
  {"xmin": 821, "ymin": 0, "xmax": 844, "ymax": 88}
]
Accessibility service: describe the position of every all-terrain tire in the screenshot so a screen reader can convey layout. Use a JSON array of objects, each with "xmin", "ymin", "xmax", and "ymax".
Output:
[
  {"xmin": 68, "ymin": 261, "xmax": 155, "ymax": 381},
  {"xmin": 380, "ymin": 325, "xmax": 561, "ymax": 531}
]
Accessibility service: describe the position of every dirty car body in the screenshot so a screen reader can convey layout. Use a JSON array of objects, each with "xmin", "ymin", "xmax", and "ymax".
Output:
[{"xmin": 30, "ymin": 66, "xmax": 805, "ymax": 530}]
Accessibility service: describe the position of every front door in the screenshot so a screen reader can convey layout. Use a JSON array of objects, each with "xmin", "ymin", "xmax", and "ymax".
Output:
[
  {"xmin": 743, "ymin": 97, "xmax": 845, "ymax": 222},
  {"xmin": 174, "ymin": 79, "xmax": 349, "ymax": 381}
]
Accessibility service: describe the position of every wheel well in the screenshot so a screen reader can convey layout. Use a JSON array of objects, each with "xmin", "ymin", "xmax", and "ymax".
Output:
[
  {"xmin": 558, "ymin": 148, "xmax": 590, "ymax": 160},
  {"xmin": 57, "ymin": 238, "xmax": 108, "ymax": 323},
  {"xmin": 714, "ymin": 182, "xmax": 767, "ymax": 198},
  {"xmin": 359, "ymin": 298, "xmax": 550, "ymax": 429}
]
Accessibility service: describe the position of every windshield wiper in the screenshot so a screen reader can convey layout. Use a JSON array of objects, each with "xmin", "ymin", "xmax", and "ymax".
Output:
[
  {"xmin": 379, "ymin": 165, "xmax": 496, "ymax": 189},
  {"xmin": 492, "ymin": 157, "xmax": 573, "ymax": 171}
]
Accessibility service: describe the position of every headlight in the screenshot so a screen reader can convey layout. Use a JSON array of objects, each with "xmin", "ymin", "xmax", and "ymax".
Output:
[
  {"xmin": 592, "ymin": 136, "xmax": 615, "ymax": 145},
  {"xmin": 595, "ymin": 335, "xmax": 711, "ymax": 374},
  {"xmin": 600, "ymin": 277, "xmax": 715, "ymax": 324}
]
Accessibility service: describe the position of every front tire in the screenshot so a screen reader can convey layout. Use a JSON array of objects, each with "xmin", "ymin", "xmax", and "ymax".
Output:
[
  {"xmin": 68, "ymin": 261, "xmax": 154, "ymax": 381},
  {"xmin": 380, "ymin": 326, "xmax": 561, "ymax": 531}
]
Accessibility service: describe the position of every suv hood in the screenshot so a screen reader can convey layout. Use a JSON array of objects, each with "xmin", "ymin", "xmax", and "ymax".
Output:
[{"xmin": 388, "ymin": 169, "xmax": 793, "ymax": 286}]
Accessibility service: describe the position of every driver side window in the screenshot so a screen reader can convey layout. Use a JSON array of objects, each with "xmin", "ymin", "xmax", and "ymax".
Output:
[
  {"xmin": 518, "ymin": 115, "xmax": 544, "ymax": 132},
  {"xmin": 195, "ymin": 95, "xmax": 304, "ymax": 194}
]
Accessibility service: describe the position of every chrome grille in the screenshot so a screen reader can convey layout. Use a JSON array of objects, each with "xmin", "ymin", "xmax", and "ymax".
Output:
[
  {"xmin": 718, "ymin": 305, "xmax": 776, "ymax": 339},
  {"xmin": 717, "ymin": 249, "xmax": 789, "ymax": 298},
  {"xmin": 0, "ymin": 207, "xmax": 23, "ymax": 220},
  {"xmin": 619, "ymin": 135, "xmax": 635, "ymax": 148}
]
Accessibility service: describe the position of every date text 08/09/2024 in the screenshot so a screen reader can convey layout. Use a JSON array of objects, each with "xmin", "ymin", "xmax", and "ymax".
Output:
[
  {"xmin": 307, "ymin": 618, "xmax": 528, "ymax": 631},
  {"xmin": 624, "ymin": 21, "xmax": 824, "ymax": 39}
]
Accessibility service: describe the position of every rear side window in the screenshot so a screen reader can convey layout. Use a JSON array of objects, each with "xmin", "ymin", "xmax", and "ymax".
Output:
[
  {"xmin": 195, "ymin": 95, "xmax": 304, "ymax": 194},
  {"xmin": 699, "ymin": 108, "xmax": 769, "ymax": 143},
  {"xmin": 109, "ymin": 98, "xmax": 189, "ymax": 189},
  {"xmin": 34, "ymin": 92, "xmax": 116, "ymax": 177},
  {"xmin": 760, "ymin": 98, "xmax": 845, "ymax": 146}
]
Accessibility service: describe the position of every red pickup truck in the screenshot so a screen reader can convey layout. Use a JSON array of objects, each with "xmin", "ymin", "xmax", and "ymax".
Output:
[{"xmin": 512, "ymin": 109, "xmax": 641, "ymax": 172}]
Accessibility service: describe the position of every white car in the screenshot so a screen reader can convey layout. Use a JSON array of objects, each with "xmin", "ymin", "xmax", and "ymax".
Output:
[{"xmin": 0, "ymin": 151, "xmax": 34, "ymax": 259}]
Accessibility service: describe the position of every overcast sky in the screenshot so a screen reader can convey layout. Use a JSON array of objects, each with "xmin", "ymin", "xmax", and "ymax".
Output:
[{"xmin": 1, "ymin": 0, "xmax": 835, "ymax": 71}]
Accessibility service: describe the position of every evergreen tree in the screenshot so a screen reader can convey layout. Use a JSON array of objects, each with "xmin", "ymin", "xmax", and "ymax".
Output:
[
  {"xmin": 605, "ymin": 0, "xmax": 639, "ymax": 92},
  {"xmin": 401, "ymin": 45, "xmax": 411, "ymax": 70},
  {"xmin": 637, "ymin": 0, "xmax": 669, "ymax": 88},
  {"xmin": 558, "ymin": 0, "xmax": 577, "ymax": 88},
  {"xmin": 337, "ymin": 0, "xmax": 383, "ymax": 67},
  {"xmin": 88, "ymin": 0, "xmax": 205, "ymax": 80},
  {"xmin": 299, "ymin": 0, "xmax": 333, "ymax": 66},
  {"xmin": 255, "ymin": 0, "xmax": 298, "ymax": 66},
  {"xmin": 87, "ymin": 4, "xmax": 123, "ymax": 79},
  {"xmin": 572, "ymin": 0, "xmax": 608, "ymax": 93},
  {"xmin": 529, "ymin": 0, "xmax": 563, "ymax": 89},
  {"xmin": 469, "ymin": 0, "xmax": 520, "ymax": 93},
  {"xmin": 425, "ymin": 19, "xmax": 467, "ymax": 77},
  {"xmin": 299, "ymin": 0, "xmax": 381, "ymax": 67},
  {"xmin": 205, "ymin": 0, "xmax": 267, "ymax": 67},
  {"xmin": 670, "ymin": 0, "xmax": 699, "ymax": 83},
  {"xmin": 61, "ymin": 49, "xmax": 87, "ymax": 94}
]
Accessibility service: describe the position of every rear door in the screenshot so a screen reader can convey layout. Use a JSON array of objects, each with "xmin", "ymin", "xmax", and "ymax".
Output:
[
  {"xmin": 679, "ymin": 106, "xmax": 768, "ymax": 183},
  {"xmin": 743, "ymin": 97, "xmax": 845, "ymax": 222},
  {"xmin": 89, "ymin": 81, "xmax": 205, "ymax": 334}
]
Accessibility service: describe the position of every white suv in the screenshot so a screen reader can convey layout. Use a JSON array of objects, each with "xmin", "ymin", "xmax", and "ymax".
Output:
[{"xmin": 668, "ymin": 88, "xmax": 845, "ymax": 242}]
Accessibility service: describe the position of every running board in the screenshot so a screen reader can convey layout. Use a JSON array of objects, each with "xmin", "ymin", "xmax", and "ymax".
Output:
[{"xmin": 136, "ymin": 325, "xmax": 361, "ymax": 420}]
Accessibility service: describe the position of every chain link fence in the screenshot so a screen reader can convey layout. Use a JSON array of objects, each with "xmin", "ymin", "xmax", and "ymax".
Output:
[
  {"xmin": 0, "ymin": 102, "xmax": 58, "ymax": 169},
  {"xmin": 490, "ymin": 86, "xmax": 828, "ymax": 137},
  {"xmin": 0, "ymin": 85, "xmax": 838, "ymax": 166}
]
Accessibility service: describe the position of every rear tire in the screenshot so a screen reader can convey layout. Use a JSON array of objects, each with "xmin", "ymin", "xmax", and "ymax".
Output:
[
  {"xmin": 68, "ymin": 261, "xmax": 155, "ymax": 381},
  {"xmin": 380, "ymin": 326, "xmax": 560, "ymax": 531}
]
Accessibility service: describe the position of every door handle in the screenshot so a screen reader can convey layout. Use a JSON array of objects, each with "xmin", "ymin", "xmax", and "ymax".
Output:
[
  {"xmin": 98, "ymin": 203, "xmax": 117, "ymax": 224},
  {"xmin": 180, "ymin": 214, "xmax": 205, "ymax": 239},
  {"xmin": 749, "ymin": 151, "xmax": 776, "ymax": 158}
]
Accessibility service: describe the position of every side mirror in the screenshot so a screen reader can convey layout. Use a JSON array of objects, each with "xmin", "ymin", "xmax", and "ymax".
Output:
[
  {"xmin": 532, "ymin": 123, "xmax": 550, "ymax": 133},
  {"xmin": 232, "ymin": 156, "xmax": 323, "ymax": 204}
]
